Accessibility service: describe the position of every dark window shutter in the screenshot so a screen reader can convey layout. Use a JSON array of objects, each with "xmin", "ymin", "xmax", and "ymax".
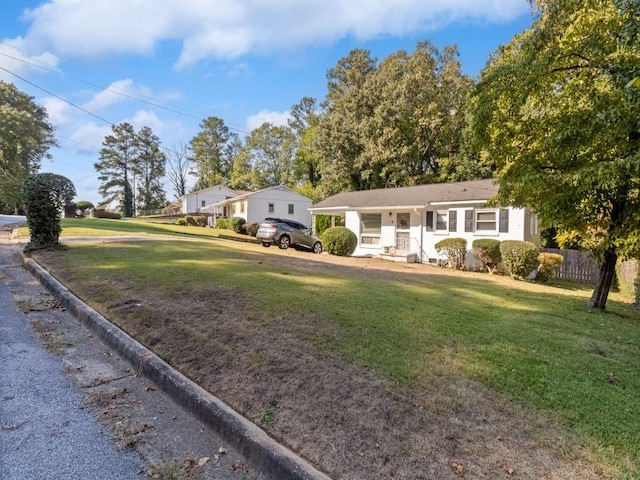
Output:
[
  {"xmin": 499, "ymin": 209, "xmax": 509, "ymax": 233},
  {"xmin": 448, "ymin": 210, "xmax": 457, "ymax": 232},
  {"xmin": 426, "ymin": 211, "xmax": 434, "ymax": 230},
  {"xmin": 465, "ymin": 210, "xmax": 474, "ymax": 232}
]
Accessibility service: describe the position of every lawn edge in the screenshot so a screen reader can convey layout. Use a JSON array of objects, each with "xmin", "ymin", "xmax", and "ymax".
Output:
[{"xmin": 21, "ymin": 252, "xmax": 332, "ymax": 480}]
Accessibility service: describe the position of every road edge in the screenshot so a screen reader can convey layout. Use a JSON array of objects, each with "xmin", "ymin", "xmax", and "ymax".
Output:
[{"xmin": 21, "ymin": 252, "xmax": 332, "ymax": 480}]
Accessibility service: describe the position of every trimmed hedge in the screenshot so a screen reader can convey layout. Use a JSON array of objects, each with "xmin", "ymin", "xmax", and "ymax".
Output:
[
  {"xmin": 536, "ymin": 252, "xmax": 564, "ymax": 282},
  {"xmin": 500, "ymin": 240, "xmax": 539, "ymax": 280},
  {"xmin": 217, "ymin": 218, "xmax": 230, "ymax": 229},
  {"xmin": 93, "ymin": 208, "xmax": 122, "ymax": 219},
  {"xmin": 230, "ymin": 217, "xmax": 246, "ymax": 234},
  {"xmin": 193, "ymin": 215, "xmax": 208, "ymax": 227},
  {"xmin": 472, "ymin": 238, "xmax": 502, "ymax": 274},
  {"xmin": 435, "ymin": 237, "xmax": 467, "ymax": 270},
  {"xmin": 22, "ymin": 173, "xmax": 76, "ymax": 250},
  {"xmin": 322, "ymin": 227, "xmax": 357, "ymax": 256},
  {"xmin": 175, "ymin": 218, "xmax": 187, "ymax": 226}
]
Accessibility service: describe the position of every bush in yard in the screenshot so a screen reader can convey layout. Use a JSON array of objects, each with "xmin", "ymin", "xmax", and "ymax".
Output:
[
  {"xmin": 230, "ymin": 217, "xmax": 246, "ymax": 234},
  {"xmin": 184, "ymin": 215, "xmax": 196, "ymax": 226},
  {"xmin": 536, "ymin": 252, "xmax": 564, "ymax": 282},
  {"xmin": 500, "ymin": 240, "xmax": 539, "ymax": 279},
  {"xmin": 435, "ymin": 237, "xmax": 467, "ymax": 270},
  {"xmin": 75, "ymin": 200, "xmax": 94, "ymax": 217},
  {"xmin": 193, "ymin": 215, "xmax": 208, "ymax": 227},
  {"xmin": 244, "ymin": 222, "xmax": 259, "ymax": 237},
  {"xmin": 21, "ymin": 173, "xmax": 76, "ymax": 251},
  {"xmin": 175, "ymin": 218, "xmax": 187, "ymax": 226},
  {"xmin": 92, "ymin": 208, "xmax": 122, "ymax": 219},
  {"xmin": 322, "ymin": 227, "xmax": 357, "ymax": 256},
  {"xmin": 217, "ymin": 218, "xmax": 230, "ymax": 229},
  {"xmin": 472, "ymin": 238, "xmax": 502, "ymax": 274}
]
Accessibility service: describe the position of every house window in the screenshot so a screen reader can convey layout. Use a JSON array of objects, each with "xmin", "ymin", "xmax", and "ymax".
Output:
[
  {"xmin": 240, "ymin": 201, "xmax": 245, "ymax": 213},
  {"xmin": 361, "ymin": 213, "xmax": 381, "ymax": 245},
  {"xmin": 436, "ymin": 211, "xmax": 448, "ymax": 231},
  {"xmin": 476, "ymin": 210, "xmax": 497, "ymax": 231},
  {"xmin": 268, "ymin": 203, "xmax": 274, "ymax": 213},
  {"xmin": 288, "ymin": 203, "xmax": 294, "ymax": 215},
  {"xmin": 426, "ymin": 211, "xmax": 434, "ymax": 231},
  {"xmin": 397, "ymin": 213, "xmax": 410, "ymax": 229},
  {"xmin": 201, "ymin": 200, "xmax": 206, "ymax": 207}
]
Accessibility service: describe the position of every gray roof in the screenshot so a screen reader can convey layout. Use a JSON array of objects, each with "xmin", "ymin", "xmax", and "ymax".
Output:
[{"xmin": 310, "ymin": 178, "xmax": 498, "ymax": 210}]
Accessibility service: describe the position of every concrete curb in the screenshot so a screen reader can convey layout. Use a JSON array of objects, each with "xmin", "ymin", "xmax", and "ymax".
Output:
[{"xmin": 21, "ymin": 253, "xmax": 331, "ymax": 480}]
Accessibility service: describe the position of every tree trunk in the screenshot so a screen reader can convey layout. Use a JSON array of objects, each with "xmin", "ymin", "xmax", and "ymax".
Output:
[{"xmin": 588, "ymin": 249, "xmax": 618, "ymax": 310}]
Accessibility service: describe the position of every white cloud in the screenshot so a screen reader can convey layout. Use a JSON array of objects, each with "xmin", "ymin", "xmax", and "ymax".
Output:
[
  {"xmin": 0, "ymin": 43, "xmax": 59, "ymax": 81},
  {"xmin": 245, "ymin": 109, "xmax": 291, "ymax": 131},
  {"xmin": 7, "ymin": 0, "xmax": 530, "ymax": 69},
  {"xmin": 82, "ymin": 79, "xmax": 153, "ymax": 112}
]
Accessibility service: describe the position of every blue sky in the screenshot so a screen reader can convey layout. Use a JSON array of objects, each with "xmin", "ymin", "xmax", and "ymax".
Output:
[{"xmin": 1, "ymin": 1, "xmax": 534, "ymax": 205}]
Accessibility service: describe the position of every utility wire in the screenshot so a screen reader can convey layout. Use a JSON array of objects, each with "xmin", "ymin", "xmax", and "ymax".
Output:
[
  {"xmin": 0, "ymin": 65, "xmax": 115, "ymax": 127},
  {"xmin": 0, "ymin": 49, "xmax": 250, "ymax": 135}
]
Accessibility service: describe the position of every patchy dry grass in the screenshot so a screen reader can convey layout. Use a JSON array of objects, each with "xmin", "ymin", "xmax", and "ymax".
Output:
[{"xmin": 31, "ymin": 238, "xmax": 640, "ymax": 479}]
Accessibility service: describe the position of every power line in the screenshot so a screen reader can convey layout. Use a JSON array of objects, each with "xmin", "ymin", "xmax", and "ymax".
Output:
[{"xmin": 0, "ymin": 48, "xmax": 250, "ymax": 135}]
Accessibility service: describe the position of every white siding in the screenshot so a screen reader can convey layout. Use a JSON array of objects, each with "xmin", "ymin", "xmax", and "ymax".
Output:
[
  {"xmin": 242, "ymin": 187, "xmax": 312, "ymax": 225},
  {"xmin": 182, "ymin": 185, "xmax": 238, "ymax": 214},
  {"xmin": 347, "ymin": 205, "xmax": 535, "ymax": 262}
]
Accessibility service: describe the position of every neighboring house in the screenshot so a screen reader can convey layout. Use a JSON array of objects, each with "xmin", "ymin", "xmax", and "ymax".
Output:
[
  {"xmin": 309, "ymin": 178, "xmax": 540, "ymax": 264},
  {"xmin": 202, "ymin": 185, "xmax": 313, "ymax": 226},
  {"xmin": 180, "ymin": 185, "xmax": 239, "ymax": 215}
]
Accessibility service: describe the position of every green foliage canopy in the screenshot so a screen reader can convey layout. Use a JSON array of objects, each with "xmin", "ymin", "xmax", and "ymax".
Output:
[
  {"xmin": 469, "ymin": 0, "xmax": 640, "ymax": 308},
  {"xmin": 0, "ymin": 82, "xmax": 57, "ymax": 213},
  {"xmin": 189, "ymin": 116, "xmax": 239, "ymax": 190}
]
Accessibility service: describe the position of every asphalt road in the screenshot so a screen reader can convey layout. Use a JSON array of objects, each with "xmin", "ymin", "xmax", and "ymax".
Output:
[
  {"xmin": 0, "ymin": 245, "xmax": 145, "ymax": 479},
  {"xmin": 0, "ymin": 215, "xmax": 26, "ymax": 228}
]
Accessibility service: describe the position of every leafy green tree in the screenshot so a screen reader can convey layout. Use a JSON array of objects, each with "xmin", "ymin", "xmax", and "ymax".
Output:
[
  {"xmin": 189, "ymin": 116, "xmax": 239, "ymax": 190},
  {"xmin": 0, "ymin": 82, "xmax": 57, "ymax": 213},
  {"xmin": 21, "ymin": 172, "xmax": 75, "ymax": 250},
  {"xmin": 469, "ymin": 0, "xmax": 640, "ymax": 310},
  {"xmin": 242, "ymin": 122, "xmax": 296, "ymax": 188},
  {"xmin": 315, "ymin": 49, "xmax": 377, "ymax": 196},
  {"xmin": 361, "ymin": 42, "xmax": 472, "ymax": 186},
  {"xmin": 95, "ymin": 123, "xmax": 137, "ymax": 217},
  {"xmin": 135, "ymin": 126, "xmax": 166, "ymax": 212},
  {"xmin": 289, "ymin": 97, "xmax": 322, "ymax": 188},
  {"xmin": 315, "ymin": 43, "xmax": 471, "ymax": 196},
  {"xmin": 227, "ymin": 147, "xmax": 254, "ymax": 191}
]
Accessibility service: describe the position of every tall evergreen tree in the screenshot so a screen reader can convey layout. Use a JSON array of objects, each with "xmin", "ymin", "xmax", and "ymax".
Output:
[
  {"xmin": 189, "ymin": 116, "xmax": 239, "ymax": 190},
  {"xmin": 135, "ymin": 127, "xmax": 166, "ymax": 212},
  {"xmin": 95, "ymin": 123, "xmax": 137, "ymax": 216}
]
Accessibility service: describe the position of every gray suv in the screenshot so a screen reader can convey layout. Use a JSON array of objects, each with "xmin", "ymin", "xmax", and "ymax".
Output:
[{"xmin": 256, "ymin": 218, "xmax": 323, "ymax": 253}]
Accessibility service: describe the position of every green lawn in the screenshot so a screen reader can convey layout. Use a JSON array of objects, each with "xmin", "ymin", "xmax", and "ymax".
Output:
[{"xmin": 32, "ymin": 218, "xmax": 640, "ymax": 476}]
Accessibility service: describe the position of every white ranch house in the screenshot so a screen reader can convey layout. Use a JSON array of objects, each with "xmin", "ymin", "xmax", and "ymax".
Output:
[
  {"xmin": 310, "ymin": 178, "xmax": 539, "ymax": 265},
  {"xmin": 180, "ymin": 185, "xmax": 239, "ymax": 215},
  {"xmin": 202, "ymin": 185, "xmax": 313, "ymax": 227}
]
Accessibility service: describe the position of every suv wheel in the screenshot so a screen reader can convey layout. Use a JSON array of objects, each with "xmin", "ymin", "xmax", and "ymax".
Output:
[
  {"xmin": 261, "ymin": 242, "xmax": 270, "ymax": 248},
  {"xmin": 278, "ymin": 235, "xmax": 290, "ymax": 249},
  {"xmin": 312, "ymin": 242, "xmax": 322, "ymax": 254}
]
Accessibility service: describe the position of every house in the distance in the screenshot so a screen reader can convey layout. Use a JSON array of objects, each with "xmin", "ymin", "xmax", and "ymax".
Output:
[
  {"xmin": 309, "ymin": 178, "xmax": 539, "ymax": 264},
  {"xmin": 202, "ymin": 185, "xmax": 313, "ymax": 226},
  {"xmin": 180, "ymin": 185, "xmax": 239, "ymax": 215}
]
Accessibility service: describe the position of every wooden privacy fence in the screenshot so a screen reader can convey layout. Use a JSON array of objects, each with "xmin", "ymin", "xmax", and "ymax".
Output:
[{"xmin": 540, "ymin": 248, "xmax": 600, "ymax": 284}]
